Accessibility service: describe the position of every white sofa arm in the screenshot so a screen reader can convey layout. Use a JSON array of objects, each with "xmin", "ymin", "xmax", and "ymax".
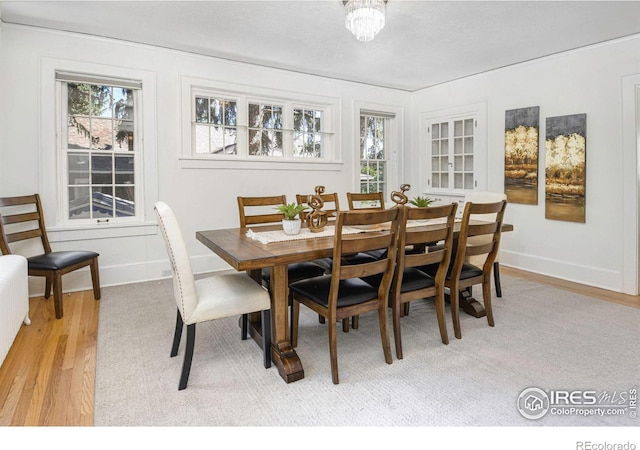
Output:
[{"xmin": 0, "ymin": 255, "xmax": 31, "ymax": 368}]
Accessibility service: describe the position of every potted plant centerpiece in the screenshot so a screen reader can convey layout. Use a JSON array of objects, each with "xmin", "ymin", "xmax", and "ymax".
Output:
[
  {"xmin": 275, "ymin": 202, "xmax": 308, "ymax": 235},
  {"xmin": 409, "ymin": 195, "xmax": 435, "ymax": 208}
]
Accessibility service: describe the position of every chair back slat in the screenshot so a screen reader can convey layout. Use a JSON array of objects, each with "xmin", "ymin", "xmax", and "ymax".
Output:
[
  {"xmin": 237, "ymin": 195, "xmax": 287, "ymax": 227},
  {"xmin": 0, "ymin": 194, "xmax": 51, "ymax": 255},
  {"xmin": 346, "ymin": 192, "xmax": 385, "ymax": 211},
  {"xmin": 330, "ymin": 208, "xmax": 401, "ymax": 308},
  {"xmin": 452, "ymin": 199, "xmax": 507, "ymax": 278}
]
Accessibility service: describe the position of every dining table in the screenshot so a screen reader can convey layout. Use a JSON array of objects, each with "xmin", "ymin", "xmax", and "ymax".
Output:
[{"xmin": 196, "ymin": 219, "xmax": 514, "ymax": 384}]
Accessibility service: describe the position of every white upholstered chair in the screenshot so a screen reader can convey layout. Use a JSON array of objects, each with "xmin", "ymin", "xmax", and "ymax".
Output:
[
  {"xmin": 154, "ymin": 201, "xmax": 272, "ymax": 390},
  {"xmin": 463, "ymin": 191, "xmax": 508, "ymax": 297}
]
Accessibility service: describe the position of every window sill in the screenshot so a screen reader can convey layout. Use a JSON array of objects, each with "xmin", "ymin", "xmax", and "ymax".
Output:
[
  {"xmin": 47, "ymin": 221, "xmax": 158, "ymax": 243},
  {"xmin": 179, "ymin": 157, "xmax": 343, "ymax": 171}
]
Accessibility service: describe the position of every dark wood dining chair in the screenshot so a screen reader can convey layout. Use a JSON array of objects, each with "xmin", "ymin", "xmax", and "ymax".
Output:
[
  {"xmin": 346, "ymin": 191, "xmax": 385, "ymax": 211},
  {"xmin": 0, "ymin": 194, "xmax": 100, "ymax": 319},
  {"xmin": 289, "ymin": 207, "xmax": 401, "ymax": 384},
  {"xmin": 436, "ymin": 199, "xmax": 507, "ymax": 339},
  {"xmin": 389, "ymin": 203, "xmax": 457, "ymax": 359}
]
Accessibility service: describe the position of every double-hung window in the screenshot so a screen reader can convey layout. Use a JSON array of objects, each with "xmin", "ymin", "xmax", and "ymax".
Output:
[
  {"xmin": 58, "ymin": 72, "xmax": 142, "ymax": 224},
  {"xmin": 359, "ymin": 110, "xmax": 397, "ymax": 198}
]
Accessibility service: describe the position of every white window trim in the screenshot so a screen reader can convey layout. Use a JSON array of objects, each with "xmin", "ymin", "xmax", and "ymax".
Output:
[
  {"xmin": 40, "ymin": 57, "xmax": 158, "ymax": 240},
  {"xmin": 180, "ymin": 76, "xmax": 343, "ymax": 171},
  {"xmin": 353, "ymin": 101, "xmax": 404, "ymax": 204},
  {"xmin": 419, "ymin": 101, "xmax": 487, "ymax": 196}
]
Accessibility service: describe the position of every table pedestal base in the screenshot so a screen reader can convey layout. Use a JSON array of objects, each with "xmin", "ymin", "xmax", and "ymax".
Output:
[{"xmin": 445, "ymin": 288, "xmax": 487, "ymax": 318}]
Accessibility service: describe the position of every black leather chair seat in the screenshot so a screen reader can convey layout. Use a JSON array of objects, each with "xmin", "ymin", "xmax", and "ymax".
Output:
[
  {"xmin": 422, "ymin": 262, "xmax": 483, "ymax": 281},
  {"xmin": 28, "ymin": 251, "xmax": 99, "ymax": 271},
  {"xmin": 289, "ymin": 275, "xmax": 378, "ymax": 308},
  {"xmin": 262, "ymin": 262, "xmax": 326, "ymax": 284}
]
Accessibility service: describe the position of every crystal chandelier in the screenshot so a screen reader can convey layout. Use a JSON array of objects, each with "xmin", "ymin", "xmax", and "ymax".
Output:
[{"xmin": 344, "ymin": 0, "xmax": 386, "ymax": 42}]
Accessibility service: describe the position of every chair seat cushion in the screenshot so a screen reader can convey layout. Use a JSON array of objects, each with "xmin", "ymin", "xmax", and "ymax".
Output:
[
  {"xmin": 186, "ymin": 272, "xmax": 271, "ymax": 325},
  {"xmin": 420, "ymin": 262, "xmax": 483, "ymax": 281},
  {"xmin": 262, "ymin": 262, "xmax": 326, "ymax": 284},
  {"xmin": 289, "ymin": 275, "xmax": 378, "ymax": 309},
  {"xmin": 399, "ymin": 267, "xmax": 436, "ymax": 292},
  {"xmin": 27, "ymin": 251, "xmax": 99, "ymax": 271}
]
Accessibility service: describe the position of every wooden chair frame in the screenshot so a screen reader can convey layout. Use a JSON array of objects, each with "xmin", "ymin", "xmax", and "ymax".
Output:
[
  {"xmin": 290, "ymin": 208, "xmax": 401, "ymax": 384},
  {"xmin": 0, "ymin": 194, "xmax": 100, "ymax": 319},
  {"xmin": 447, "ymin": 200, "xmax": 507, "ymax": 339},
  {"xmin": 390, "ymin": 203, "xmax": 457, "ymax": 358},
  {"xmin": 346, "ymin": 191, "xmax": 385, "ymax": 211}
]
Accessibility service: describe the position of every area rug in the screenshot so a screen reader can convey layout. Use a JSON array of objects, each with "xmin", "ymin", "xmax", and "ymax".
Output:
[{"xmin": 94, "ymin": 274, "xmax": 639, "ymax": 427}]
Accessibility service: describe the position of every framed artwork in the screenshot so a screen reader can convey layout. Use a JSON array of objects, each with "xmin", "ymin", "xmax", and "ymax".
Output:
[
  {"xmin": 504, "ymin": 106, "xmax": 539, "ymax": 205},
  {"xmin": 544, "ymin": 113, "xmax": 586, "ymax": 223}
]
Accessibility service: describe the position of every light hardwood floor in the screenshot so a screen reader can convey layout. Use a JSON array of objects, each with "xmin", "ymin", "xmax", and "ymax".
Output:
[{"xmin": 0, "ymin": 268, "xmax": 638, "ymax": 426}]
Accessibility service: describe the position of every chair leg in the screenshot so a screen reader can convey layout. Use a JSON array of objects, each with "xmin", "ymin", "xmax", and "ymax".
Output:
[
  {"xmin": 493, "ymin": 262, "xmax": 502, "ymax": 298},
  {"xmin": 392, "ymin": 300, "xmax": 404, "ymax": 360},
  {"xmin": 451, "ymin": 283, "xmax": 462, "ymax": 340},
  {"xmin": 241, "ymin": 314, "xmax": 249, "ymax": 340},
  {"xmin": 328, "ymin": 317, "xmax": 339, "ymax": 384},
  {"xmin": 342, "ymin": 318, "xmax": 350, "ymax": 333},
  {"xmin": 44, "ymin": 276, "xmax": 52, "ymax": 299},
  {"xmin": 318, "ymin": 315, "xmax": 325, "ymax": 324},
  {"xmin": 378, "ymin": 303, "xmax": 393, "ymax": 365},
  {"xmin": 178, "ymin": 324, "xmax": 196, "ymax": 390},
  {"xmin": 483, "ymin": 280, "xmax": 495, "ymax": 327},
  {"xmin": 435, "ymin": 291, "xmax": 449, "ymax": 345},
  {"xmin": 261, "ymin": 309, "xmax": 272, "ymax": 369},
  {"xmin": 171, "ymin": 308, "xmax": 183, "ymax": 357},
  {"xmin": 91, "ymin": 257, "xmax": 101, "ymax": 300},
  {"xmin": 53, "ymin": 272, "xmax": 64, "ymax": 319}
]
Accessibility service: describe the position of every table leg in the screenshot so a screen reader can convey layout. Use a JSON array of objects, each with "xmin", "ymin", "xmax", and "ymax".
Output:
[
  {"xmin": 270, "ymin": 264, "xmax": 304, "ymax": 383},
  {"xmin": 458, "ymin": 288, "xmax": 486, "ymax": 318}
]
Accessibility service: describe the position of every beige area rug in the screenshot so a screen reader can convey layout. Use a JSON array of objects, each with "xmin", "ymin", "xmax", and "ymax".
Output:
[{"xmin": 94, "ymin": 274, "xmax": 639, "ymax": 427}]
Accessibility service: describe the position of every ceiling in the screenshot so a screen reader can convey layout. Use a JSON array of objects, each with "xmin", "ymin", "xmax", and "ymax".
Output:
[{"xmin": 2, "ymin": 0, "xmax": 640, "ymax": 91}]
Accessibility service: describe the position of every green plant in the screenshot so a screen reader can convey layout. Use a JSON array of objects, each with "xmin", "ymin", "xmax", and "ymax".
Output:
[
  {"xmin": 275, "ymin": 203, "xmax": 308, "ymax": 220},
  {"xmin": 409, "ymin": 195, "xmax": 434, "ymax": 208}
]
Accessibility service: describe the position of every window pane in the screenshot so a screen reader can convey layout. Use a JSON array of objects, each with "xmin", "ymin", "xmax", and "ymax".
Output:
[
  {"xmin": 114, "ymin": 88, "xmax": 134, "ymax": 120},
  {"xmin": 69, "ymin": 187, "xmax": 90, "ymax": 219},
  {"xmin": 464, "ymin": 173, "xmax": 474, "ymax": 189},
  {"xmin": 454, "ymin": 120, "xmax": 463, "ymax": 137},
  {"xmin": 464, "ymin": 137, "xmax": 474, "ymax": 154},
  {"xmin": 454, "ymin": 173, "xmax": 463, "ymax": 189},
  {"xmin": 441, "ymin": 173, "xmax": 449, "ymax": 187},
  {"xmin": 92, "ymin": 187, "xmax": 113, "ymax": 218},
  {"xmin": 432, "ymin": 140, "xmax": 439, "ymax": 156},
  {"xmin": 210, "ymin": 99, "xmax": 223, "ymax": 125},
  {"xmin": 464, "ymin": 119, "xmax": 474, "ymax": 135},
  {"xmin": 68, "ymin": 117, "xmax": 92, "ymax": 150},
  {"xmin": 441, "ymin": 122, "xmax": 448, "ymax": 137},
  {"xmin": 432, "ymin": 156, "xmax": 439, "ymax": 169},
  {"xmin": 68, "ymin": 153, "xmax": 89, "ymax": 185},
  {"xmin": 91, "ymin": 118, "xmax": 114, "ymax": 150},
  {"xmin": 454, "ymin": 137, "xmax": 463, "ymax": 155},
  {"xmin": 441, "ymin": 156, "xmax": 449, "ymax": 171},
  {"xmin": 378, "ymin": 161, "xmax": 386, "ymax": 181},
  {"xmin": 249, "ymin": 103, "xmax": 260, "ymax": 127},
  {"xmin": 115, "ymin": 155, "xmax": 134, "ymax": 184},
  {"xmin": 92, "ymin": 86, "xmax": 113, "ymax": 118},
  {"xmin": 91, "ymin": 155, "xmax": 112, "ymax": 184},
  {"xmin": 432, "ymin": 174, "xmax": 440, "ymax": 189},
  {"xmin": 114, "ymin": 121, "xmax": 134, "ymax": 151},
  {"xmin": 432, "ymin": 123, "xmax": 440, "ymax": 139},
  {"xmin": 248, "ymin": 129, "xmax": 261, "ymax": 155},
  {"xmin": 464, "ymin": 155, "xmax": 474, "ymax": 171},
  {"xmin": 195, "ymin": 97, "xmax": 209, "ymax": 123},
  {"xmin": 454, "ymin": 155, "xmax": 463, "ymax": 171},
  {"xmin": 115, "ymin": 186, "xmax": 135, "ymax": 217},
  {"xmin": 225, "ymin": 101, "xmax": 237, "ymax": 126},
  {"xmin": 194, "ymin": 125, "xmax": 210, "ymax": 153},
  {"xmin": 68, "ymin": 83, "xmax": 89, "ymax": 115}
]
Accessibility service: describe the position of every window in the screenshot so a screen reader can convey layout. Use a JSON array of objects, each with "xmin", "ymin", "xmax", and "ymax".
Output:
[
  {"xmin": 194, "ymin": 96, "xmax": 237, "ymax": 155},
  {"xmin": 248, "ymin": 101, "xmax": 284, "ymax": 156},
  {"xmin": 421, "ymin": 102, "xmax": 487, "ymax": 195},
  {"xmin": 359, "ymin": 113, "xmax": 389, "ymax": 196},
  {"xmin": 58, "ymin": 73, "xmax": 142, "ymax": 224},
  {"xmin": 182, "ymin": 78, "xmax": 339, "ymax": 168}
]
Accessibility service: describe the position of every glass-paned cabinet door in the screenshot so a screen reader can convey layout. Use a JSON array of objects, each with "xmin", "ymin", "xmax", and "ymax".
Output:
[{"xmin": 428, "ymin": 115, "xmax": 476, "ymax": 193}]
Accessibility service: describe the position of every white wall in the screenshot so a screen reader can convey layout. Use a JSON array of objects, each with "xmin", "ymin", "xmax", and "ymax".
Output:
[
  {"xmin": 0, "ymin": 24, "xmax": 410, "ymax": 293},
  {"xmin": 408, "ymin": 35, "xmax": 640, "ymax": 294}
]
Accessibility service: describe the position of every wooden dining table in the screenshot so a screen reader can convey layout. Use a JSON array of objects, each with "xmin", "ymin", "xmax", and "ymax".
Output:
[{"xmin": 196, "ymin": 219, "xmax": 513, "ymax": 384}]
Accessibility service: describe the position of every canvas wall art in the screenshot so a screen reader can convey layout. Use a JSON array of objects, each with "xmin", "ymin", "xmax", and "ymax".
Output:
[
  {"xmin": 545, "ymin": 113, "xmax": 586, "ymax": 223},
  {"xmin": 504, "ymin": 106, "xmax": 539, "ymax": 205}
]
